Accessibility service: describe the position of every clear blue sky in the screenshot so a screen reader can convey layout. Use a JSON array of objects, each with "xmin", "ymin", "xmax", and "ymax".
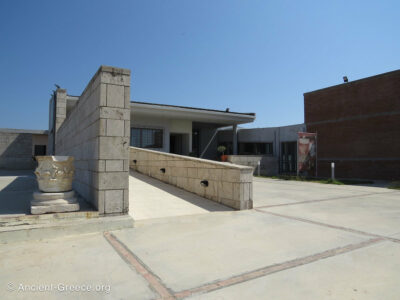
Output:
[{"xmin": 0, "ymin": 0, "xmax": 399, "ymax": 130}]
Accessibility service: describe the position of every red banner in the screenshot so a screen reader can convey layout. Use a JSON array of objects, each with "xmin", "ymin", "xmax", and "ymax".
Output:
[{"xmin": 297, "ymin": 132, "xmax": 317, "ymax": 177}]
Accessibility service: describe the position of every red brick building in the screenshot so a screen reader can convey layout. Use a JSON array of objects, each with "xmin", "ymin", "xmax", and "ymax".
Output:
[{"xmin": 304, "ymin": 70, "xmax": 400, "ymax": 180}]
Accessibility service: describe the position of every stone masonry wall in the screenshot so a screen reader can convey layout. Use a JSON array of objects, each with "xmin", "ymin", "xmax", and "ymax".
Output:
[
  {"xmin": 0, "ymin": 131, "xmax": 34, "ymax": 169},
  {"xmin": 55, "ymin": 66, "xmax": 131, "ymax": 215},
  {"xmin": 130, "ymin": 147, "xmax": 253, "ymax": 210}
]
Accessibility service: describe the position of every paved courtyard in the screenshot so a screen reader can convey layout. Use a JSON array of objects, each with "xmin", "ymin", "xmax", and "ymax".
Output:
[{"xmin": 1, "ymin": 175, "xmax": 400, "ymax": 299}]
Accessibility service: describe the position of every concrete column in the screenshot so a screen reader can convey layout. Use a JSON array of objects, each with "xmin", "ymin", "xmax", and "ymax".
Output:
[
  {"xmin": 232, "ymin": 124, "xmax": 238, "ymax": 155},
  {"xmin": 188, "ymin": 133, "xmax": 193, "ymax": 153}
]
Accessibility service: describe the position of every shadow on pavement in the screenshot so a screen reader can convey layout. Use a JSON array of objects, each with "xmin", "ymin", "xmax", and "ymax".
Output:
[
  {"xmin": 130, "ymin": 170, "xmax": 232, "ymax": 213},
  {"xmin": 0, "ymin": 170, "xmax": 96, "ymax": 217},
  {"xmin": 0, "ymin": 171, "xmax": 36, "ymax": 216}
]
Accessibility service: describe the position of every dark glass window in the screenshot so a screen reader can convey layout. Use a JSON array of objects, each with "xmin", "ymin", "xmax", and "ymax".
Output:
[
  {"xmin": 130, "ymin": 128, "xmax": 163, "ymax": 148},
  {"xmin": 238, "ymin": 143, "xmax": 273, "ymax": 155},
  {"xmin": 131, "ymin": 128, "xmax": 141, "ymax": 147}
]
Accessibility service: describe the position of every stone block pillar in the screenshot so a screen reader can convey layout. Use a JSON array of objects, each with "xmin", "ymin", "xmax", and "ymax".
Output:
[
  {"xmin": 55, "ymin": 89, "xmax": 67, "ymax": 132},
  {"xmin": 48, "ymin": 88, "xmax": 67, "ymax": 155},
  {"xmin": 96, "ymin": 66, "xmax": 131, "ymax": 214},
  {"xmin": 55, "ymin": 66, "xmax": 131, "ymax": 215}
]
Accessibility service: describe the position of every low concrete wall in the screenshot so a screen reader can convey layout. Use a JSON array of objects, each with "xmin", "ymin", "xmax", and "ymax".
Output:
[
  {"xmin": 227, "ymin": 155, "xmax": 278, "ymax": 176},
  {"xmin": 0, "ymin": 129, "xmax": 48, "ymax": 170},
  {"xmin": 55, "ymin": 66, "xmax": 131, "ymax": 215},
  {"xmin": 0, "ymin": 131, "xmax": 34, "ymax": 169},
  {"xmin": 130, "ymin": 147, "xmax": 253, "ymax": 210}
]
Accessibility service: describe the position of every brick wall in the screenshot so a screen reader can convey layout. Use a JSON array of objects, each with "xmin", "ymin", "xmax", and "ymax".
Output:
[
  {"xmin": 55, "ymin": 66, "xmax": 131, "ymax": 215},
  {"xmin": 304, "ymin": 70, "xmax": 400, "ymax": 180},
  {"xmin": 130, "ymin": 147, "xmax": 253, "ymax": 210}
]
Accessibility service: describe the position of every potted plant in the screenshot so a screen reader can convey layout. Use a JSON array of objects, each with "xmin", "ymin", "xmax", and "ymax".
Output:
[{"xmin": 217, "ymin": 145, "xmax": 228, "ymax": 162}]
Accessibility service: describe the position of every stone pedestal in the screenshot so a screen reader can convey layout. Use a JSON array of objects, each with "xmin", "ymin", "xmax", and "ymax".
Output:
[
  {"xmin": 31, "ymin": 191, "xmax": 80, "ymax": 214},
  {"xmin": 31, "ymin": 156, "xmax": 80, "ymax": 215}
]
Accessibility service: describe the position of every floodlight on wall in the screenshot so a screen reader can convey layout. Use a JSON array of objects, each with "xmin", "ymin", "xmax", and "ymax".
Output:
[
  {"xmin": 343, "ymin": 76, "xmax": 348, "ymax": 83},
  {"xmin": 160, "ymin": 168, "xmax": 166, "ymax": 173}
]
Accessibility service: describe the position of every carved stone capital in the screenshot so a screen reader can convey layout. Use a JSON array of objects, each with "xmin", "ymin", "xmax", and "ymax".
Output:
[{"xmin": 35, "ymin": 156, "xmax": 75, "ymax": 193}]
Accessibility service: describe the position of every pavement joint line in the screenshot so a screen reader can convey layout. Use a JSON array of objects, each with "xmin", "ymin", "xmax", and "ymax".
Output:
[
  {"xmin": 173, "ymin": 237, "xmax": 383, "ymax": 299},
  {"xmin": 255, "ymin": 209, "xmax": 400, "ymax": 243},
  {"xmin": 103, "ymin": 232, "xmax": 175, "ymax": 300},
  {"xmin": 256, "ymin": 190, "xmax": 399, "ymax": 209}
]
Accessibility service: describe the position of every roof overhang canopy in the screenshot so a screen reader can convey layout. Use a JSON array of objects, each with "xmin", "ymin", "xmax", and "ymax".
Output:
[{"xmin": 131, "ymin": 102, "xmax": 255, "ymax": 125}]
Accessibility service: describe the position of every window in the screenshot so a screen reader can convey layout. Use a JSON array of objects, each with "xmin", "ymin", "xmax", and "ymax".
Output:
[
  {"xmin": 238, "ymin": 143, "xmax": 273, "ymax": 155},
  {"xmin": 130, "ymin": 128, "xmax": 163, "ymax": 148},
  {"xmin": 34, "ymin": 145, "xmax": 47, "ymax": 156}
]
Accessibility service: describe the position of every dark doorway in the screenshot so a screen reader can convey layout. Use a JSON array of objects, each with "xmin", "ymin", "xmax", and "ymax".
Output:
[
  {"xmin": 280, "ymin": 142, "xmax": 297, "ymax": 174},
  {"xmin": 34, "ymin": 145, "xmax": 47, "ymax": 156},
  {"xmin": 192, "ymin": 129, "xmax": 200, "ymax": 157},
  {"xmin": 170, "ymin": 134, "xmax": 183, "ymax": 155}
]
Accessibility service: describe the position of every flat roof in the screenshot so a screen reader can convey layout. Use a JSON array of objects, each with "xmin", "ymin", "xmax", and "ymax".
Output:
[
  {"xmin": 65, "ymin": 97, "xmax": 255, "ymax": 124},
  {"xmin": 131, "ymin": 101, "xmax": 255, "ymax": 125},
  {"xmin": 0, "ymin": 128, "xmax": 48, "ymax": 135},
  {"xmin": 304, "ymin": 69, "xmax": 400, "ymax": 95},
  {"xmin": 131, "ymin": 101, "xmax": 255, "ymax": 116},
  {"xmin": 66, "ymin": 97, "xmax": 255, "ymax": 116}
]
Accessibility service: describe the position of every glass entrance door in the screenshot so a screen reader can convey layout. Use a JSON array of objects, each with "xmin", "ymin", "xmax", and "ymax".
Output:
[{"xmin": 280, "ymin": 142, "xmax": 297, "ymax": 174}]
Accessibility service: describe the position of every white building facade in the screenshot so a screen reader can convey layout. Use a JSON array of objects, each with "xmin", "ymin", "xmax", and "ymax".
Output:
[
  {"xmin": 57, "ymin": 97, "xmax": 256, "ymax": 160},
  {"xmin": 130, "ymin": 101, "xmax": 256, "ymax": 159}
]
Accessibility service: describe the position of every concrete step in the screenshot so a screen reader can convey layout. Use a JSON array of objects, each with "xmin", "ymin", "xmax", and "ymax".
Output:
[
  {"xmin": 0, "ymin": 214, "xmax": 134, "ymax": 244},
  {"xmin": 0, "ymin": 210, "xmax": 100, "ymax": 226}
]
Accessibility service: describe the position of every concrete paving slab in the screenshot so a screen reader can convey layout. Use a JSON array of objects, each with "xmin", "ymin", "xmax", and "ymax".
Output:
[
  {"xmin": 0, "ymin": 172, "xmax": 36, "ymax": 216},
  {"xmin": 253, "ymin": 177, "xmax": 393, "ymax": 207},
  {"xmin": 188, "ymin": 240, "xmax": 400, "ymax": 300},
  {"xmin": 253, "ymin": 176, "xmax": 393, "ymax": 193},
  {"xmin": 129, "ymin": 171, "xmax": 232, "ymax": 220},
  {"xmin": 260, "ymin": 190, "xmax": 400, "ymax": 237},
  {"xmin": 0, "ymin": 233, "xmax": 157, "ymax": 300},
  {"xmin": 391, "ymin": 233, "xmax": 400, "ymax": 239},
  {"xmin": 113, "ymin": 209, "xmax": 368, "ymax": 292}
]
